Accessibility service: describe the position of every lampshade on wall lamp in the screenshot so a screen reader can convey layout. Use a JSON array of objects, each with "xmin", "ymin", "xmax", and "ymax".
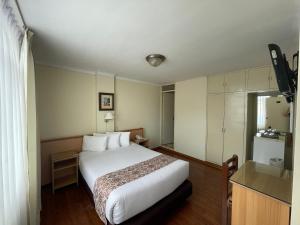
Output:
[
  {"xmin": 146, "ymin": 54, "xmax": 166, "ymax": 67},
  {"xmin": 104, "ymin": 112, "xmax": 114, "ymax": 121},
  {"xmin": 104, "ymin": 112, "xmax": 114, "ymax": 132}
]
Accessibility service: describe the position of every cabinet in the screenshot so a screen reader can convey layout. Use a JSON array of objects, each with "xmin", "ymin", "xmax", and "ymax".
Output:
[
  {"xmin": 246, "ymin": 66, "xmax": 278, "ymax": 91},
  {"xmin": 231, "ymin": 161, "xmax": 291, "ymax": 225},
  {"xmin": 231, "ymin": 183, "xmax": 290, "ymax": 225},
  {"xmin": 225, "ymin": 70, "xmax": 246, "ymax": 92},
  {"xmin": 209, "ymin": 66, "xmax": 278, "ymax": 93},
  {"xmin": 206, "ymin": 93, "xmax": 245, "ymax": 165},
  {"xmin": 206, "ymin": 94, "xmax": 225, "ymax": 165},
  {"xmin": 206, "ymin": 64, "xmax": 279, "ymax": 165},
  {"xmin": 207, "ymin": 74, "xmax": 225, "ymax": 93},
  {"xmin": 208, "ymin": 71, "xmax": 246, "ymax": 93},
  {"xmin": 223, "ymin": 93, "xmax": 245, "ymax": 162}
]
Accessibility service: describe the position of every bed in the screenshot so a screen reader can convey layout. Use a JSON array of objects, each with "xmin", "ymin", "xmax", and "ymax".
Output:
[{"xmin": 79, "ymin": 143, "xmax": 191, "ymax": 225}]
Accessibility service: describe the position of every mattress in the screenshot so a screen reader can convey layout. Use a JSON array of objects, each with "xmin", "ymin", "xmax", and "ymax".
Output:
[{"xmin": 79, "ymin": 143, "xmax": 189, "ymax": 224}]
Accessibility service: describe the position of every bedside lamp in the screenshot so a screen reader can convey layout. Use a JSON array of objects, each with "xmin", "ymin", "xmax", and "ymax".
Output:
[{"xmin": 104, "ymin": 112, "xmax": 114, "ymax": 131}]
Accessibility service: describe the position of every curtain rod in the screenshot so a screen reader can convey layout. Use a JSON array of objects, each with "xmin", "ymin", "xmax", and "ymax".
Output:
[{"xmin": 14, "ymin": 0, "xmax": 27, "ymax": 30}]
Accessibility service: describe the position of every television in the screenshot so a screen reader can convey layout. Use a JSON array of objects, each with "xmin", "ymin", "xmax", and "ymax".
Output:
[{"xmin": 268, "ymin": 44, "xmax": 298, "ymax": 103}]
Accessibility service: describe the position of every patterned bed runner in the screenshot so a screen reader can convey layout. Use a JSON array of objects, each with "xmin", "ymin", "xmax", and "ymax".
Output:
[{"xmin": 93, "ymin": 154, "xmax": 177, "ymax": 224}]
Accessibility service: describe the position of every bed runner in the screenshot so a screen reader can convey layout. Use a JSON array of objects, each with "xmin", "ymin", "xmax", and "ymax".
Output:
[{"xmin": 93, "ymin": 154, "xmax": 177, "ymax": 224}]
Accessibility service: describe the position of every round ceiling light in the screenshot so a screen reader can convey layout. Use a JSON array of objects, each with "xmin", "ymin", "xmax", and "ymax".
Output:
[{"xmin": 146, "ymin": 54, "xmax": 166, "ymax": 67}]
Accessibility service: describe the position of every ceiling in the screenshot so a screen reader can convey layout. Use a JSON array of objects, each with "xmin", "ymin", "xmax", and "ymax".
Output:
[{"xmin": 19, "ymin": 0, "xmax": 299, "ymax": 84}]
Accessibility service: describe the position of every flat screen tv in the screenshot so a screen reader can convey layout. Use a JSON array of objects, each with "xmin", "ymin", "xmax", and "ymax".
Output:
[{"xmin": 268, "ymin": 44, "xmax": 298, "ymax": 103}]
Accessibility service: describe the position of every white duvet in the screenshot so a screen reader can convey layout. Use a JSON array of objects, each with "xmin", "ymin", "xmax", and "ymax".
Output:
[{"xmin": 79, "ymin": 143, "xmax": 189, "ymax": 224}]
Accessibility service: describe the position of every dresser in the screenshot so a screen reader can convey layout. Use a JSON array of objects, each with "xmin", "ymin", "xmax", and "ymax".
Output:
[{"xmin": 230, "ymin": 161, "xmax": 292, "ymax": 225}]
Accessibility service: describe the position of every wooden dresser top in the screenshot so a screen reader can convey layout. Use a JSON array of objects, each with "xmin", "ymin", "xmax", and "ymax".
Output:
[{"xmin": 230, "ymin": 161, "xmax": 293, "ymax": 205}]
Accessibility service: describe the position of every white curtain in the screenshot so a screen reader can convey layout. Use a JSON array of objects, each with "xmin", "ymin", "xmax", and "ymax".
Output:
[
  {"xmin": 257, "ymin": 96, "xmax": 270, "ymax": 130},
  {"xmin": 26, "ymin": 30, "xmax": 41, "ymax": 225},
  {"xmin": 0, "ymin": 1, "xmax": 29, "ymax": 225}
]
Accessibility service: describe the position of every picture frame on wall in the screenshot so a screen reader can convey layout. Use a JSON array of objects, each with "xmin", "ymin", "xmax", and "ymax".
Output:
[{"xmin": 99, "ymin": 92, "xmax": 114, "ymax": 111}]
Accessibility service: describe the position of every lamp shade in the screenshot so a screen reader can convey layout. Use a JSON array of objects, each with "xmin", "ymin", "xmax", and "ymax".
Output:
[{"xmin": 104, "ymin": 112, "xmax": 114, "ymax": 120}]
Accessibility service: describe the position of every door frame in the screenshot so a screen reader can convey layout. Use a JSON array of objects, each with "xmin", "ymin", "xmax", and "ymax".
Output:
[{"xmin": 161, "ymin": 90, "xmax": 175, "ymax": 148}]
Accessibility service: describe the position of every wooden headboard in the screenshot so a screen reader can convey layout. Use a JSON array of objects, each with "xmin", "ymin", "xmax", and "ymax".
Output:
[
  {"xmin": 121, "ymin": 127, "xmax": 144, "ymax": 141},
  {"xmin": 41, "ymin": 128, "xmax": 144, "ymax": 185}
]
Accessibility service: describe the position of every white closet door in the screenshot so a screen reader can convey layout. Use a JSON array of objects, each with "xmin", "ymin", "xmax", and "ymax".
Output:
[
  {"xmin": 207, "ymin": 74, "xmax": 225, "ymax": 93},
  {"xmin": 223, "ymin": 93, "xmax": 245, "ymax": 164},
  {"xmin": 225, "ymin": 70, "xmax": 246, "ymax": 92},
  {"xmin": 206, "ymin": 93, "xmax": 224, "ymax": 165},
  {"xmin": 247, "ymin": 67, "xmax": 270, "ymax": 91}
]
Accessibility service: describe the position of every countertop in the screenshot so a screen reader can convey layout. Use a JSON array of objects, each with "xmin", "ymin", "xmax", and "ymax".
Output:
[
  {"xmin": 254, "ymin": 135, "xmax": 286, "ymax": 143},
  {"xmin": 230, "ymin": 161, "xmax": 293, "ymax": 205}
]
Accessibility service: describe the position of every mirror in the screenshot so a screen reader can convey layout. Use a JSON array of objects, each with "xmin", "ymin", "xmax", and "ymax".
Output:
[
  {"xmin": 246, "ymin": 91, "xmax": 294, "ymax": 170},
  {"xmin": 257, "ymin": 95, "xmax": 290, "ymax": 132}
]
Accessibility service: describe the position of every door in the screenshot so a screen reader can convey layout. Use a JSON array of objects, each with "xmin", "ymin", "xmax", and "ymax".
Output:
[
  {"xmin": 206, "ymin": 93, "xmax": 225, "ymax": 165},
  {"xmin": 162, "ymin": 92, "xmax": 174, "ymax": 145},
  {"xmin": 225, "ymin": 70, "xmax": 246, "ymax": 92},
  {"xmin": 207, "ymin": 74, "xmax": 225, "ymax": 93},
  {"xmin": 223, "ymin": 93, "xmax": 245, "ymax": 163},
  {"xmin": 247, "ymin": 67, "xmax": 270, "ymax": 91}
]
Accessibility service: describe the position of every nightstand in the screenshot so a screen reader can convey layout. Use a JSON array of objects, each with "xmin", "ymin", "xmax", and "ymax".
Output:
[
  {"xmin": 51, "ymin": 151, "xmax": 79, "ymax": 193},
  {"xmin": 135, "ymin": 138, "xmax": 150, "ymax": 148}
]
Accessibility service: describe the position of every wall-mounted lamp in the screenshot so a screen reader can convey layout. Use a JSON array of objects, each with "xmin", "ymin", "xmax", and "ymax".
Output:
[{"xmin": 104, "ymin": 112, "xmax": 114, "ymax": 131}]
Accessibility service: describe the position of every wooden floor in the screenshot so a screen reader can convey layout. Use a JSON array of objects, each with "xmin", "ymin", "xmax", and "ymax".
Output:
[{"xmin": 41, "ymin": 148, "xmax": 223, "ymax": 225}]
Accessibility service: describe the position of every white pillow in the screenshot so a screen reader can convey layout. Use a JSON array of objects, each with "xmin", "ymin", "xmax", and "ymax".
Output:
[
  {"xmin": 107, "ymin": 133, "xmax": 121, "ymax": 149},
  {"xmin": 82, "ymin": 135, "xmax": 107, "ymax": 152},
  {"xmin": 119, "ymin": 132, "xmax": 130, "ymax": 147},
  {"xmin": 105, "ymin": 132, "xmax": 130, "ymax": 147},
  {"xmin": 94, "ymin": 133, "xmax": 121, "ymax": 150}
]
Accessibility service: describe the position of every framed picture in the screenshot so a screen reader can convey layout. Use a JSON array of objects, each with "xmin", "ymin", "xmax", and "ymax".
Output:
[{"xmin": 99, "ymin": 92, "xmax": 114, "ymax": 111}]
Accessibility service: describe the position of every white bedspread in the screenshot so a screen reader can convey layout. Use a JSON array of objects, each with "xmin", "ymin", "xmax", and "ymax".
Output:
[{"xmin": 79, "ymin": 143, "xmax": 189, "ymax": 224}]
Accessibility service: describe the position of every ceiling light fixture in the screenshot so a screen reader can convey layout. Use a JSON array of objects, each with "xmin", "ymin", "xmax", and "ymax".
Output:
[{"xmin": 146, "ymin": 54, "xmax": 166, "ymax": 67}]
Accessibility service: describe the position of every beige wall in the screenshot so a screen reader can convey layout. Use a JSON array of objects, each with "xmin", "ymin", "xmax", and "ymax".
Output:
[
  {"xmin": 290, "ymin": 32, "xmax": 300, "ymax": 225},
  {"xmin": 115, "ymin": 78, "xmax": 161, "ymax": 147},
  {"xmin": 36, "ymin": 65, "xmax": 97, "ymax": 139},
  {"xmin": 36, "ymin": 65, "xmax": 161, "ymax": 148},
  {"xmin": 96, "ymin": 74, "xmax": 115, "ymax": 132},
  {"xmin": 174, "ymin": 76, "xmax": 207, "ymax": 160}
]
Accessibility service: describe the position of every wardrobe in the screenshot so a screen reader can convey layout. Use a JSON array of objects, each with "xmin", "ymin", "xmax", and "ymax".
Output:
[{"xmin": 206, "ymin": 66, "xmax": 278, "ymax": 165}]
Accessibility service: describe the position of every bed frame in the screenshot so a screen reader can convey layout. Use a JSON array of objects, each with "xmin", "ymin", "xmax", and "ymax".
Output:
[{"xmin": 80, "ymin": 175, "xmax": 192, "ymax": 225}]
